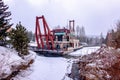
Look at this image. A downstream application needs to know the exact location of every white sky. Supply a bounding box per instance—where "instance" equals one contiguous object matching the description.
[3,0,120,35]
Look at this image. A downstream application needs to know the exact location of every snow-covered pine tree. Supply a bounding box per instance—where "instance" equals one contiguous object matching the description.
[10,22,29,57]
[0,0,12,45]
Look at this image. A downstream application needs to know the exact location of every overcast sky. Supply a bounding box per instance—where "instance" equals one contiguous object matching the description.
[3,0,120,36]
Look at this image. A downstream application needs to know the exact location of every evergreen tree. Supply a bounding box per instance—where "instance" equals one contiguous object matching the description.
[79,26,86,42]
[106,21,120,49]
[76,25,80,38]
[114,21,120,48]
[100,33,105,44]
[106,30,115,47]
[10,22,29,57]
[0,0,12,45]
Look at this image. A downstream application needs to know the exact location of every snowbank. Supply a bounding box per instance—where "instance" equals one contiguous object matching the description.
[0,46,24,79]
[69,46,100,56]
[0,46,35,79]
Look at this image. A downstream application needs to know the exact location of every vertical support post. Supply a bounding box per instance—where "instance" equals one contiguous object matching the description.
[73,20,75,32]
[42,16,50,49]
[35,16,44,49]
[35,17,40,48]
[35,15,54,50]
[69,20,75,32]
[43,16,54,50]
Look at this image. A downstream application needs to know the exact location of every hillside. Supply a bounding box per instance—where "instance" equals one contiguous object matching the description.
[0,46,34,79]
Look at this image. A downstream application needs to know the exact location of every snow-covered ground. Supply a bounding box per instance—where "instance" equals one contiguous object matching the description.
[0,46,100,80]
[69,46,100,56]
[0,46,25,79]
[0,46,36,79]
[24,46,100,80]
[27,56,71,80]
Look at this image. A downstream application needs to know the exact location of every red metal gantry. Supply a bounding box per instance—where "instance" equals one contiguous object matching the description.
[35,15,54,50]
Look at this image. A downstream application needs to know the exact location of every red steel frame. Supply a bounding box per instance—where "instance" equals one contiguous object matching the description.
[35,15,54,50]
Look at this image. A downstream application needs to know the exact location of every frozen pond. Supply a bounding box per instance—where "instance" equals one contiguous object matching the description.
[23,46,100,80]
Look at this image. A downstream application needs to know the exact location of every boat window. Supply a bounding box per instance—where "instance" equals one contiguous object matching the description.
[58,35,63,41]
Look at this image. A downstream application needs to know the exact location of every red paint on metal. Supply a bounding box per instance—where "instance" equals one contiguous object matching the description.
[35,15,54,50]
